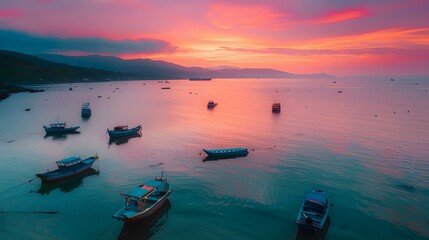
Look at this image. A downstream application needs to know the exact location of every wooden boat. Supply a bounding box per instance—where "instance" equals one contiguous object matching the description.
[112,173,172,222]
[43,122,80,134]
[203,148,248,158]
[81,102,92,117]
[107,125,142,138]
[296,190,330,231]
[272,102,281,113]
[36,154,99,182]
[207,100,218,109]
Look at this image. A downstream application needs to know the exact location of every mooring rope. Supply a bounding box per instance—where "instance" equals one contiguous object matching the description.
[96,219,116,240]
[0,211,59,214]
[0,176,37,194]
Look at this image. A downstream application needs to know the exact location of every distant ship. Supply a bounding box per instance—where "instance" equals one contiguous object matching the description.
[188,77,212,81]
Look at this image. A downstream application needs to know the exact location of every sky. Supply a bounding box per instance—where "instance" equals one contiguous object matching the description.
[1,0,429,76]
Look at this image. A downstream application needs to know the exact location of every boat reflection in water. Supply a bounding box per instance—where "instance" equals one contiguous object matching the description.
[108,132,142,147]
[117,200,171,240]
[295,215,330,240]
[36,168,99,195]
[44,131,80,141]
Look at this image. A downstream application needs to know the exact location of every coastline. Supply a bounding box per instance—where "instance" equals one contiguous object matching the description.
[0,82,44,101]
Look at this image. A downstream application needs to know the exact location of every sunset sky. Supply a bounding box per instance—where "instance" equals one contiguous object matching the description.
[1,0,429,76]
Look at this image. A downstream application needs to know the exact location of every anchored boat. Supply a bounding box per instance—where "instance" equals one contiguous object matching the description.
[189,77,212,81]
[272,102,281,113]
[207,100,218,109]
[112,173,172,222]
[107,125,142,138]
[81,102,92,118]
[296,190,330,231]
[43,122,80,134]
[203,148,249,159]
[36,154,99,182]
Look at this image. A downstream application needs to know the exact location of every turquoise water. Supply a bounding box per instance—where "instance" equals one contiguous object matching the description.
[0,78,428,240]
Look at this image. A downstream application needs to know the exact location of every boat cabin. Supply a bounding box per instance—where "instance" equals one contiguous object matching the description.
[114,125,128,131]
[55,157,82,168]
[49,122,66,128]
[121,180,166,212]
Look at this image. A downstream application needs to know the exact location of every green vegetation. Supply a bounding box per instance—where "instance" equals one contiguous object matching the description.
[0,50,136,84]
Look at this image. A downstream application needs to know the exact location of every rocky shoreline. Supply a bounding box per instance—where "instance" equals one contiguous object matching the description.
[0,83,44,101]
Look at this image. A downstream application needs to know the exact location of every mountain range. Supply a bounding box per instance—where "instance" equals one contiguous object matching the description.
[36,53,333,79]
[0,49,332,83]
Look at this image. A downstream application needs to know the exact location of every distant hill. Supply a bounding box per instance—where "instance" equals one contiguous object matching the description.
[0,50,137,83]
[37,53,333,79]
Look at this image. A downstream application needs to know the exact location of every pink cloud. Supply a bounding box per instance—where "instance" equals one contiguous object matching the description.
[206,3,288,30]
[0,9,23,18]
[316,7,369,24]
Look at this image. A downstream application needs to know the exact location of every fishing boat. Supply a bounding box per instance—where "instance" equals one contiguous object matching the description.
[203,148,249,158]
[272,102,281,113]
[36,154,99,182]
[43,122,80,134]
[189,77,212,81]
[81,102,92,117]
[296,190,330,231]
[107,125,142,138]
[207,100,218,109]
[112,173,172,222]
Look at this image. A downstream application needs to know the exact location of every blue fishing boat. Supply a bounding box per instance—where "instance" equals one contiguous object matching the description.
[296,190,330,231]
[36,154,99,182]
[107,125,142,138]
[43,122,80,134]
[112,173,172,222]
[81,102,92,118]
[203,148,249,158]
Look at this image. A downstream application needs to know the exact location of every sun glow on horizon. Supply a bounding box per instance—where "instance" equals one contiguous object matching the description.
[2,0,429,76]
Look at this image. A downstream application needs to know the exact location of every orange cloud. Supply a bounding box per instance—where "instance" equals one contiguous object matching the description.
[317,8,369,24]
[206,3,287,30]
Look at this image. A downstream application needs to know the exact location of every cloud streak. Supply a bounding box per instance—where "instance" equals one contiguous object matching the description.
[221,46,396,56]
[316,8,369,24]
[0,29,175,55]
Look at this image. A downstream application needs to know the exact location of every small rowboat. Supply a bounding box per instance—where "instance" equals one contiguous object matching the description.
[112,173,172,222]
[296,190,330,231]
[107,125,142,138]
[203,148,248,159]
[272,102,281,113]
[36,154,99,182]
[43,122,80,134]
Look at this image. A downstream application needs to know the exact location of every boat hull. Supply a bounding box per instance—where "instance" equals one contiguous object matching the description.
[44,126,80,134]
[207,103,218,109]
[124,192,170,222]
[36,157,97,182]
[108,125,142,138]
[81,110,91,117]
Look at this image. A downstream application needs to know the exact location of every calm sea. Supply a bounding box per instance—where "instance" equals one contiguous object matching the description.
[0,78,428,240]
